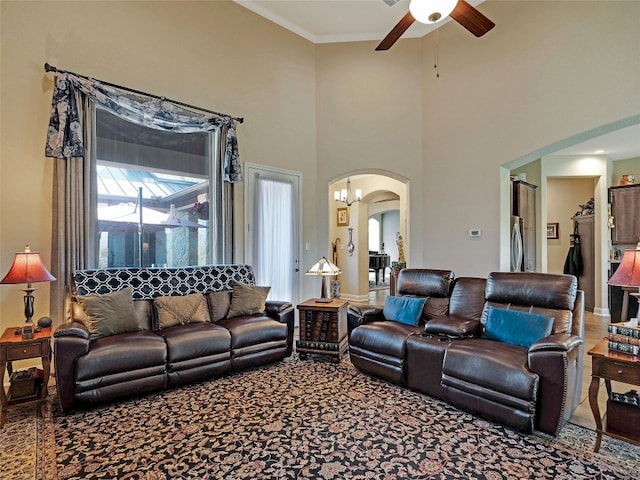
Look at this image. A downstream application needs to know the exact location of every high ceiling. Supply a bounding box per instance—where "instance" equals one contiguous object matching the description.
[232,0,482,44]
[233,0,639,161]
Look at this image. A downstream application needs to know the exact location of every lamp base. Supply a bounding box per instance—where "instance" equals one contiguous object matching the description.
[315,298,333,304]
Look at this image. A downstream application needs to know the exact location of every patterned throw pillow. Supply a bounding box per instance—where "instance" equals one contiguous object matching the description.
[77,287,140,340]
[154,293,210,329]
[227,282,271,318]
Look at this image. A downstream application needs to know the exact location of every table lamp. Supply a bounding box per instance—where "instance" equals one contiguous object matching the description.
[306,257,341,303]
[608,248,640,324]
[1,245,56,338]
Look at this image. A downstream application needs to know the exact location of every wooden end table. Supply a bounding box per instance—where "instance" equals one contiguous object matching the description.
[296,298,349,363]
[0,326,52,428]
[588,339,640,452]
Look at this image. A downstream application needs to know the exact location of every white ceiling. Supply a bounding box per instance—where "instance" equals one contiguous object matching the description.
[233,0,640,161]
[233,0,478,44]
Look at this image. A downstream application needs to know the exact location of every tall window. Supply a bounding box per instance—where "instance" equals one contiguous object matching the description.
[94,107,213,268]
[368,217,381,253]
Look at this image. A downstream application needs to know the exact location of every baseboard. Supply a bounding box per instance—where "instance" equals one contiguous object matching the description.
[337,293,370,303]
[592,307,610,317]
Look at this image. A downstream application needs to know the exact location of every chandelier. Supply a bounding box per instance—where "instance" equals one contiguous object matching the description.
[334,178,361,207]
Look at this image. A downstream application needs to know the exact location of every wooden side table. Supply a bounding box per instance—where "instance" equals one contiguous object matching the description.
[296,298,349,363]
[0,326,52,428]
[588,339,640,452]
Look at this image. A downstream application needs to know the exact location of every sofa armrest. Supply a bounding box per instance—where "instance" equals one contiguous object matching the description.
[527,334,583,435]
[347,306,384,338]
[528,333,582,353]
[53,321,91,411]
[265,300,294,356]
[265,300,292,317]
[54,320,90,340]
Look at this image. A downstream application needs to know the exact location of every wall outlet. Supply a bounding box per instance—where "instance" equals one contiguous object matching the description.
[469,229,482,237]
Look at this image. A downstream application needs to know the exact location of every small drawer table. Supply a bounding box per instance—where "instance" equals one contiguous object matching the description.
[0,326,52,428]
[588,339,640,452]
[296,298,349,363]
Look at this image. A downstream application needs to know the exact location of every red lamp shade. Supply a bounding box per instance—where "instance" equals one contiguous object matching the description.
[608,249,640,287]
[0,246,56,285]
[1,245,56,327]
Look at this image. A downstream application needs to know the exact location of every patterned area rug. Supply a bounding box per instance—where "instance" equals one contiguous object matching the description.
[6,355,639,479]
[0,388,57,480]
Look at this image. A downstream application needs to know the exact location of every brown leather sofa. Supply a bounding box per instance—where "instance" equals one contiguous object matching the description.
[348,269,584,436]
[54,265,294,411]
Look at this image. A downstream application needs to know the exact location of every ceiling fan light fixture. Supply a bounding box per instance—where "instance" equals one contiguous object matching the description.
[409,0,458,24]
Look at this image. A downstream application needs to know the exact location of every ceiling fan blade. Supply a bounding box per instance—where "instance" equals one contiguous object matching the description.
[450,0,495,37]
[375,11,416,51]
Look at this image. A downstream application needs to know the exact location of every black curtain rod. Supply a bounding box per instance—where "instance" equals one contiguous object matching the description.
[44,62,244,124]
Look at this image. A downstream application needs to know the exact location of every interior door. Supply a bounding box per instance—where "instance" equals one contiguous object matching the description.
[244,163,301,304]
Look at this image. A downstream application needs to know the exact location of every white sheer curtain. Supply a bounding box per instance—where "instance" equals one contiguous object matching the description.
[255,177,293,301]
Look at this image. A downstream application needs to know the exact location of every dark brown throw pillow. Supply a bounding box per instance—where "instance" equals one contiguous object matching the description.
[227,282,271,318]
[77,287,140,340]
[207,290,232,322]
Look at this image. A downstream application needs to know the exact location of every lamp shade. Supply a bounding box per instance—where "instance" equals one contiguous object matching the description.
[0,246,56,285]
[409,0,458,24]
[306,257,341,303]
[305,257,342,276]
[608,249,640,287]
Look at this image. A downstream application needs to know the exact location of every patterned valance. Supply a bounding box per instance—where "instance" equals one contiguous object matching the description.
[72,265,256,300]
[45,72,242,183]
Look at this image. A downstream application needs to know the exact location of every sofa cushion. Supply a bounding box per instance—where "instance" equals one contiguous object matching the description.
[425,315,481,338]
[217,315,287,349]
[349,321,422,359]
[157,323,231,363]
[154,293,209,329]
[442,339,538,402]
[76,330,167,382]
[383,296,426,326]
[484,307,553,348]
[397,269,454,321]
[77,287,140,340]
[227,282,271,318]
[448,277,487,319]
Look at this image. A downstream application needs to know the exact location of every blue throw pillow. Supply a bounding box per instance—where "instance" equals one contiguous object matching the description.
[383,296,427,326]
[484,307,554,348]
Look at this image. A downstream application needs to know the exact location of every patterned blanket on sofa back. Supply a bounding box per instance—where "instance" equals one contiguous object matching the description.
[72,265,256,299]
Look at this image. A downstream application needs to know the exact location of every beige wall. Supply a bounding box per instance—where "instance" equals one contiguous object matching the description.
[0,0,317,328]
[613,157,640,185]
[2,1,639,328]
[419,1,639,276]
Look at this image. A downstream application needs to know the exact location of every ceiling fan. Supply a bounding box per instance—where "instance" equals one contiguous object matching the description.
[376,0,495,51]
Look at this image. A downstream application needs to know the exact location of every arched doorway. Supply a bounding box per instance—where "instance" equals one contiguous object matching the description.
[328,172,408,302]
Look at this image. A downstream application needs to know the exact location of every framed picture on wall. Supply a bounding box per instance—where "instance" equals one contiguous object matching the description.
[547,222,559,239]
[337,207,349,227]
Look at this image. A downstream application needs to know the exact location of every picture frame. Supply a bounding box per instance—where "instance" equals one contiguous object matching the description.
[546,222,559,239]
[337,207,349,227]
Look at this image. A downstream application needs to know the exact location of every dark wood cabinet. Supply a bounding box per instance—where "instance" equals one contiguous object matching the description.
[610,184,640,245]
[296,299,348,362]
[1,327,51,428]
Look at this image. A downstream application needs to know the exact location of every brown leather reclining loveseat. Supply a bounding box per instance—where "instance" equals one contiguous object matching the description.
[54,265,294,411]
[348,269,584,436]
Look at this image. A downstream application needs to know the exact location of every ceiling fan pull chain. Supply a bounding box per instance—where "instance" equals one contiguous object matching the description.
[434,24,440,78]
